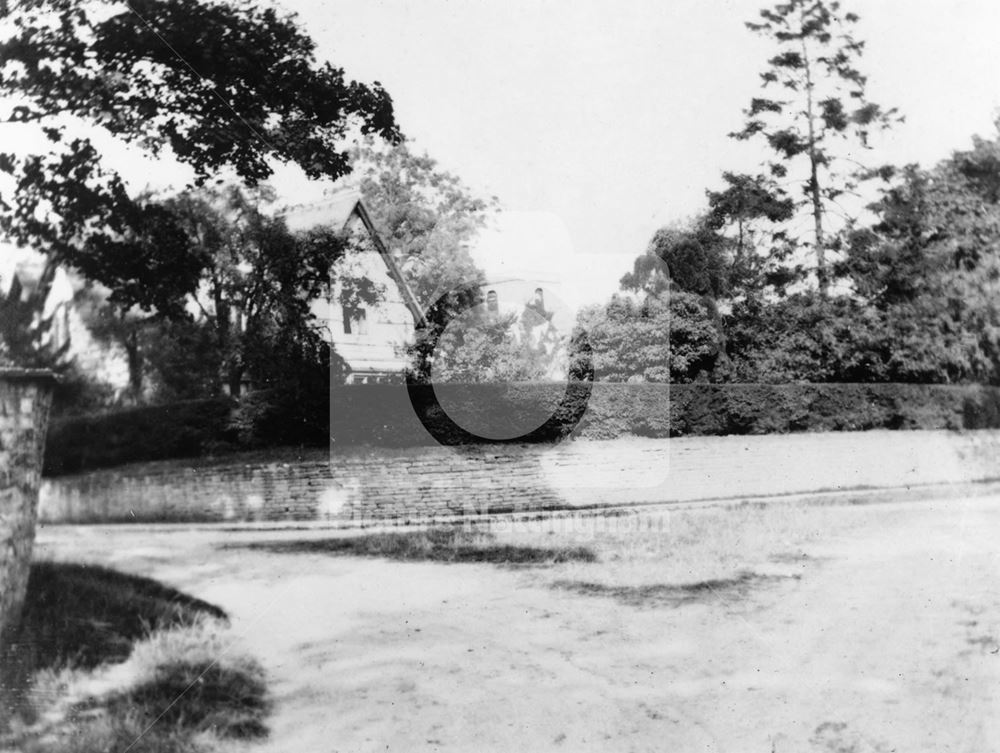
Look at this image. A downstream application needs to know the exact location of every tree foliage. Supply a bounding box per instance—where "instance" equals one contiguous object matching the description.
[599,117,1000,386]
[160,185,374,396]
[732,0,900,292]
[350,138,495,341]
[350,138,495,304]
[719,124,1000,385]
[0,0,400,316]
[840,129,1000,383]
[575,291,721,384]
[430,308,558,384]
[348,138,499,379]
[68,184,375,402]
[724,293,884,382]
[621,220,729,299]
[72,282,153,401]
[705,171,798,297]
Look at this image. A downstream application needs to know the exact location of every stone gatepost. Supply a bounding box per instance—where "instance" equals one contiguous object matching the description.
[0,369,55,649]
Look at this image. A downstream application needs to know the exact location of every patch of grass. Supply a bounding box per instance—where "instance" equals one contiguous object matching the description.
[5,561,227,674]
[491,499,882,592]
[239,527,597,565]
[17,716,206,753]
[552,571,797,608]
[1,565,264,753]
[7,620,268,753]
[13,649,269,753]
[80,660,269,743]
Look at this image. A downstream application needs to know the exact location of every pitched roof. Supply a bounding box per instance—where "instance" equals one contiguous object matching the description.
[277,193,426,328]
[0,244,19,299]
[280,190,363,234]
[0,246,64,303]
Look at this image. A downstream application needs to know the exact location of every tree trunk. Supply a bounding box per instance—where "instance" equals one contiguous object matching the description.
[801,33,828,296]
[125,329,143,403]
[213,289,242,398]
[0,370,55,652]
[701,294,732,377]
[227,364,244,398]
[809,157,827,295]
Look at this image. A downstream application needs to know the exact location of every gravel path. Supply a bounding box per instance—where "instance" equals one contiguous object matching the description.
[33,493,1000,752]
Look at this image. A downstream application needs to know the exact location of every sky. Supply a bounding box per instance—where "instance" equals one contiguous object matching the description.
[6,0,1000,309]
[265,0,1000,308]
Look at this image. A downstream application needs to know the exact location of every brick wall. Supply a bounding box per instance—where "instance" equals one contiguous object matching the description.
[38,429,1000,525]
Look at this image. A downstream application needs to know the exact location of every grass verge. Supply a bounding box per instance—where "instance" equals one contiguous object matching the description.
[1,563,267,753]
[6,562,227,673]
[238,526,597,565]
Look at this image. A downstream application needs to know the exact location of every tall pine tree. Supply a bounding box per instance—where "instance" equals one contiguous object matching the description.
[732,0,900,294]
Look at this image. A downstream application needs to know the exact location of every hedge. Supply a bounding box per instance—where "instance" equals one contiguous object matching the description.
[327,382,1000,444]
[43,398,238,476]
[43,382,1000,476]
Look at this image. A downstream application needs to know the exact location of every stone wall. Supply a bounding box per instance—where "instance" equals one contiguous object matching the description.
[38,429,1000,525]
[0,371,54,646]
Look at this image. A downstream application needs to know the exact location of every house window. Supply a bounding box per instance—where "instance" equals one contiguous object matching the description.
[342,306,368,335]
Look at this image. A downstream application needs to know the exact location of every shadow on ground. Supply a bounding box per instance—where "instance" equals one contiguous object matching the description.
[1,562,268,753]
[4,561,226,674]
[234,527,597,565]
[552,571,800,608]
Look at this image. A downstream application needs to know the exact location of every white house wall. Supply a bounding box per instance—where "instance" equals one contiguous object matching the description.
[311,214,417,379]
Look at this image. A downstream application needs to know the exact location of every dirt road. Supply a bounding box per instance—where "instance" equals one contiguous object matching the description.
[34,493,1000,752]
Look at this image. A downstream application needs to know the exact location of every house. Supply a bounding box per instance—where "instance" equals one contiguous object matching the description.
[281,191,425,384]
[1,191,424,393]
[477,278,569,381]
[0,246,131,394]
[465,212,582,381]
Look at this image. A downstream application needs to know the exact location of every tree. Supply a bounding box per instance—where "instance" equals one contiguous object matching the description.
[348,138,498,377]
[430,308,557,383]
[731,0,900,293]
[0,0,400,312]
[75,291,223,404]
[723,126,1000,385]
[575,291,721,383]
[159,184,378,397]
[69,184,375,403]
[72,284,152,402]
[141,318,222,400]
[0,0,401,646]
[841,127,1000,383]
[724,292,888,382]
[621,220,729,299]
[620,219,738,379]
[705,171,797,298]
[350,138,495,305]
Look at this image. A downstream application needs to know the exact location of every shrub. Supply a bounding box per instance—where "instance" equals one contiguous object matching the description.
[43,398,237,475]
